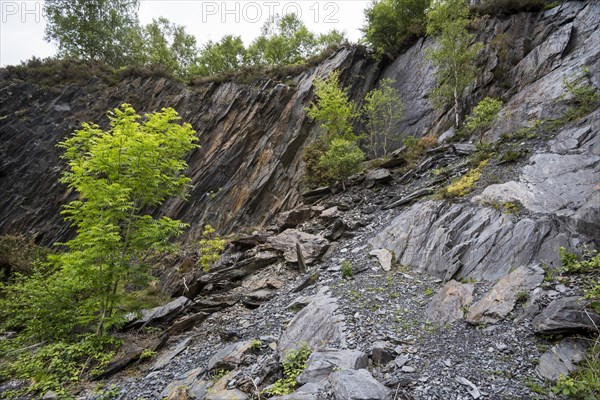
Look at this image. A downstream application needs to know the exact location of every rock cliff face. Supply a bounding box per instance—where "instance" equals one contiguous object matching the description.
[0,48,382,245]
[2,2,597,248]
[1,2,600,399]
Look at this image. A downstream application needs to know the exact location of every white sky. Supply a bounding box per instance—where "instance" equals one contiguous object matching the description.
[0,0,371,67]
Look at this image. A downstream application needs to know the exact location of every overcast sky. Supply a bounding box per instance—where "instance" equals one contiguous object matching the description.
[0,0,371,67]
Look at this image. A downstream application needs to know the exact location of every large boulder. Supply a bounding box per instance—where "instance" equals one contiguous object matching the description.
[278,290,344,357]
[274,207,312,230]
[371,202,576,282]
[208,341,255,371]
[532,296,600,334]
[426,280,474,325]
[536,339,590,381]
[124,296,190,330]
[466,265,544,324]
[267,229,329,265]
[330,369,389,400]
[297,349,368,384]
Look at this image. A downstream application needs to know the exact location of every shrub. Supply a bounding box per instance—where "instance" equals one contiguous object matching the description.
[341,260,353,279]
[562,67,600,119]
[0,234,50,280]
[559,247,599,299]
[0,334,120,396]
[438,160,488,198]
[198,225,226,272]
[402,134,438,162]
[302,138,329,187]
[464,97,503,143]
[418,134,439,150]
[499,148,528,163]
[318,138,364,189]
[470,0,547,16]
[265,343,312,396]
[306,71,359,143]
[362,0,431,54]
[362,78,404,158]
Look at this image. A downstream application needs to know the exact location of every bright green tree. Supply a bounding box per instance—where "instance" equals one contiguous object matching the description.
[0,105,198,394]
[426,0,483,128]
[362,0,431,54]
[139,17,199,77]
[305,71,364,188]
[362,78,404,157]
[318,138,364,189]
[464,97,503,143]
[192,35,246,77]
[245,14,345,67]
[54,104,197,334]
[43,0,141,67]
[317,30,347,51]
[246,14,316,66]
[306,71,359,142]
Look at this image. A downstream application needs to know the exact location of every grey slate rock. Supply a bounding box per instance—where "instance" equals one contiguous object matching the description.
[278,290,344,357]
[371,201,575,282]
[532,296,600,334]
[426,280,474,325]
[365,168,392,185]
[536,338,590,381]
[152,337,192,371]
[330,369,390,400]
[267,229,329,265]
[207,340,254,371]
[125,296,190,330]
[275,207,312,230]
[371,341,396,365]
[466,265,544,324]
[297,349,368,384]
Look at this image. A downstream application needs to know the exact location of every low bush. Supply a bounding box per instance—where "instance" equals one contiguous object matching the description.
[318,138,364,190]
[562,67,600,120]
[198,225,226,272]
[0,334,120,397]
[559,247,599,299]
[4,57,116,87]
[265,343,312,396]
[341,260,353,279]
[464,97,503,143]
[437,160,488,198]
[470,0,547,16]
[302,139,329,187]
[0,234,50,280]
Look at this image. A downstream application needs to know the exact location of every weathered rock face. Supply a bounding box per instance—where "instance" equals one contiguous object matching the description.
[466,265,544,324]
[370,201,583,282]
[1,3,599,250]
[486,2,600,137]
[474,109,600,241]
[278,290,344,357]
[0,47,381,245]
[426,280,474,325]
[536,338,590,381]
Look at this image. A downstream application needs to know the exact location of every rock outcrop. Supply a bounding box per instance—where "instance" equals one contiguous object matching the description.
[1,3,599,400]
[0,47,381,245]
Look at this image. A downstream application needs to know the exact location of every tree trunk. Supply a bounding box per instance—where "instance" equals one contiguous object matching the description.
[454,87,460,128]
